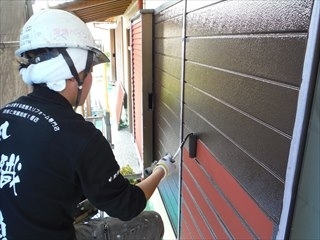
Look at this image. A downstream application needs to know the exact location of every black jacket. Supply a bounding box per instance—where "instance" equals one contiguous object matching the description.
[0,85,146,240]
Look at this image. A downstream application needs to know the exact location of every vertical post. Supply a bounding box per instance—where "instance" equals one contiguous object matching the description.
[277,1,320,238]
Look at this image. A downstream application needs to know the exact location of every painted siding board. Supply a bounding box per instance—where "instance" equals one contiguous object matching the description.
[156,85,181,118]
[186,0,312,36]
[186,0,220,12]
[181,220,192,240]
[155,38,182,58]
[154,54,181,79]
[154,100,180,159]
[158,177,179,231]
[184,83,290,179]
[183,150,254,239]
[154,1,184,23]
[182,166,230,239]
[183,106,284,222]
[185,36,307,86]
[153,79,181,233]
[181,203,203,240]
[154,3,184,232]
[194,142,274,239]
[154,16,183,38]
[182,145,274,239]
[153,0,312,237]
[185,61,299,135]
[154,68,181,97]
[182,186,216,239]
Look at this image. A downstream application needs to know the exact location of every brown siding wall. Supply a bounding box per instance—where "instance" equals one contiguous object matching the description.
[182,144,273,239]
[153,0,313,238]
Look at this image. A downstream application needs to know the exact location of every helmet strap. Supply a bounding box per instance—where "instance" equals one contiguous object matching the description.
[59,48,93,111]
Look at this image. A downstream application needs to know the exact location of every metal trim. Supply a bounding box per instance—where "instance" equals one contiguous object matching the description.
[178,0,187,239]
[276,1,320,238]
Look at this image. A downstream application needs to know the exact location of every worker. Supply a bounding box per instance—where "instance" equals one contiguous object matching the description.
[0,9,176,240]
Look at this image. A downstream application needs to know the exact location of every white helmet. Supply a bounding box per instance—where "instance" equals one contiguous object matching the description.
[15,8,109,65]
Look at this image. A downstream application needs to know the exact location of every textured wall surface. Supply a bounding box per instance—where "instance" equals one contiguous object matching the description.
[153,1,185,233]
[153,0,313,238]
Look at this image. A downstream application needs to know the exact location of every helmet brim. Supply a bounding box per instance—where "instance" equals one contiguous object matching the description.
[93,48,110,65]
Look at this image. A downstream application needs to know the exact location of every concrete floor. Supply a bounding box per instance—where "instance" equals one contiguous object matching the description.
[111,126,175,239]
[111,121,142,174]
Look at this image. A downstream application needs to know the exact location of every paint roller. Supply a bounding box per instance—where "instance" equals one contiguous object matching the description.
[144,133,197,176]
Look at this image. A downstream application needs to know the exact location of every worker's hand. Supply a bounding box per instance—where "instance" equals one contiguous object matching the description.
[153,153,176,180]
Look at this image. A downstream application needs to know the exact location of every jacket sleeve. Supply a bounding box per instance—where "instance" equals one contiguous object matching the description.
[75,130,146,221]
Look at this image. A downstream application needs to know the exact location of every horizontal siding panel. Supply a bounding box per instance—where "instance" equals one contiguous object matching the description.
[154,100,180,138]
[153,89,181,157]
[181,220,192,240]
[154,38,182,58]
[185,35,307,86]
[182,164,230,239]
[153,113,180,160]
[186,0,312,36]
[183,106,284,222]
[185,61,299,135]
[154,1,184,23]
[153,0,313,238]
[181,202,202,240]
[154,54,181,80]
[182,186,215,239]
[186,0,220,12]
[195,142,274,239]
[154,16,183,38]
[154,104,180,231]
[184,84,290,179]
[154,54,181,155]
[158,176,179,231]
[155,85,180,119]
[153,23,182,230]
[183,150,254,239]
[154,68,181,99]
